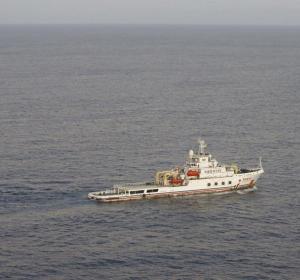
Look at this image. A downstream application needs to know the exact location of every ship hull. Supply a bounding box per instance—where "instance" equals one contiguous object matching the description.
[89,184,255,202]
[88,169,263,203]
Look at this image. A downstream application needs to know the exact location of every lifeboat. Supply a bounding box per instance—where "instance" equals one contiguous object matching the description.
[187,170,200,177]
[170,177,183,185]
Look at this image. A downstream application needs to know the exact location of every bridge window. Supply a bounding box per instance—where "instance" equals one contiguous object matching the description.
[215,182,218,186]
[207,183,211,186]
[222,182,225,185]
[228,181,232,184]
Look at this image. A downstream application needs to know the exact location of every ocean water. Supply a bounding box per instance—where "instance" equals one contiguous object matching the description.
[0,25,299,279]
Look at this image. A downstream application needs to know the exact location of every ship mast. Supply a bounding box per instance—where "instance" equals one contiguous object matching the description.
[198,138,207,155]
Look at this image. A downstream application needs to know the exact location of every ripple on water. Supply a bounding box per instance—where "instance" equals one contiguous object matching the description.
[0,25,299,280]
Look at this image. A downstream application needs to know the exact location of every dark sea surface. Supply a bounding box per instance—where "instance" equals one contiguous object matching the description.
[0,25,299,279]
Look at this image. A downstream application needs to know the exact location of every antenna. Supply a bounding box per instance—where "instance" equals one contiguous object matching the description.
[198,138,207,155]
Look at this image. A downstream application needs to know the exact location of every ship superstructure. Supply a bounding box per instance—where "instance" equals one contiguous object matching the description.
[88,139,264,202]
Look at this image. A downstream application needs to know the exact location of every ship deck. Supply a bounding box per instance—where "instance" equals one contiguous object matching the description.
[113,181,157,190]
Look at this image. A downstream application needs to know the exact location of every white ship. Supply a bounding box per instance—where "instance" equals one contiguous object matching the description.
[88,139,264,202]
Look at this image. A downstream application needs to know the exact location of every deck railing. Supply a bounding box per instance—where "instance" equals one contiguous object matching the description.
[113,181,154,189]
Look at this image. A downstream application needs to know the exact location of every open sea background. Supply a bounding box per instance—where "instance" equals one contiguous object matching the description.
[0,25,299,279]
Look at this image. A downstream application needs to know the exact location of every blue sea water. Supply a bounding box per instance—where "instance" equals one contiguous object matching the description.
[0,25,299,279]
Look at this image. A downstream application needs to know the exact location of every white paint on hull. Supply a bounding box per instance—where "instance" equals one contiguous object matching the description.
[88,169,263,202]
[88,139,264,203]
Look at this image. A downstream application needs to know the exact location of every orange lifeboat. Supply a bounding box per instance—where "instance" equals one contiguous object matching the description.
[187,170,200,177]
[170,177,184,185]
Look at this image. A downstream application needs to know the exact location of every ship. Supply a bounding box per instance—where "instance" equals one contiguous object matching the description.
[88,139,264,202]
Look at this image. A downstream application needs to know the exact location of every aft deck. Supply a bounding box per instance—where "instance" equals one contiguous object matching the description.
[90,181,158,197]
[88,181,160,199]
[113,181,155,190]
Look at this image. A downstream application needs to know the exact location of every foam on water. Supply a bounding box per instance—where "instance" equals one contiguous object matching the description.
[237,186,257,195]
